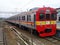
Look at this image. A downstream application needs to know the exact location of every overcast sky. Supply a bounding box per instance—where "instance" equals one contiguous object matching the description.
[0,0,60,18]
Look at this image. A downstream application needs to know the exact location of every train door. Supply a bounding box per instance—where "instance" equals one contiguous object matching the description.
[27,15,28,26]
[34,14,36,28]
[27,15,31,27]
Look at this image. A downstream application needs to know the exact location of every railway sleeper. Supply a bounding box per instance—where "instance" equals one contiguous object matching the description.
[20,35,30,44]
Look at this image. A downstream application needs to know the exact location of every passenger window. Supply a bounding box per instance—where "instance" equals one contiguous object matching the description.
[17,17,18,20]
[19,16,20,20]
[22,16,25,20]
[27,15,31,21]
[40,14,45,20]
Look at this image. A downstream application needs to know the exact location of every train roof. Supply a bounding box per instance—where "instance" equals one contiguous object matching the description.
[29,7,39,11]
[8,7,56,19]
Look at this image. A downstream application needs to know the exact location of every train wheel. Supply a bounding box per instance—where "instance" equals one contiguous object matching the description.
[33,30,39,36]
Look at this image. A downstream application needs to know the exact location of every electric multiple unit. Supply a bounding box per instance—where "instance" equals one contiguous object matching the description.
[6,7,57,37]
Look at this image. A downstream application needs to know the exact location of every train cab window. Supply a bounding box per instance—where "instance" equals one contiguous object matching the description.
[40,14,45,20]
[51,14,56,20]
[22,16,25,20]
[46,14,50,20]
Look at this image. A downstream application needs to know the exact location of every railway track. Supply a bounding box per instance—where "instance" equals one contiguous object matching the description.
[44,37,60,45]
[0,28,7,45]
[52,36,60,41]
[0,22,7,45]
[9,26,38,45]
[5,23,60,45]
[3,29,7,45]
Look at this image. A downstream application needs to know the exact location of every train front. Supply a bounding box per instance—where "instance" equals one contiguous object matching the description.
[36,7,57,37]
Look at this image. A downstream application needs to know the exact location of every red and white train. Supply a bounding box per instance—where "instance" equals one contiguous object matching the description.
[6,7,57,37]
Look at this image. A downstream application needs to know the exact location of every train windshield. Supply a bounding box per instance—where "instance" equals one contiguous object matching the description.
[40,13,56,20]
[51,14,56,20]
[46,14,50,20]
[40,14,45,20]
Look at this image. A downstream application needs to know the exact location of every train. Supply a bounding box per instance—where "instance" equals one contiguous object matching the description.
[6,7,57,37]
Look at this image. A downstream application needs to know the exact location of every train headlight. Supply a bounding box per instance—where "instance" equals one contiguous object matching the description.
[46,21,50,24]
[51,21,56,24]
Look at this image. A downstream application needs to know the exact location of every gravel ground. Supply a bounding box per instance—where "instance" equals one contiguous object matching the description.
[1,22,18,45]
[0,21,60,45]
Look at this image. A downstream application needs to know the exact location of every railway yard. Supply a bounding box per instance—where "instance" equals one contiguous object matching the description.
[0,20,60,45]
[0,0,60,45]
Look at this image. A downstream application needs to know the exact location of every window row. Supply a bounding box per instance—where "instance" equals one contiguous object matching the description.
[16,15,31,21]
